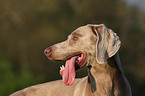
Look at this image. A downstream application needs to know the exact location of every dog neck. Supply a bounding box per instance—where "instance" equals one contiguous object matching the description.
[88,53,129,95]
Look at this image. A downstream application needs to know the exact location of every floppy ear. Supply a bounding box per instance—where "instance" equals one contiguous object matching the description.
[88,24,121,64]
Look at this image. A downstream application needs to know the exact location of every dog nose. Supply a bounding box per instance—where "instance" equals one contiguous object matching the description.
[44,47,52,57]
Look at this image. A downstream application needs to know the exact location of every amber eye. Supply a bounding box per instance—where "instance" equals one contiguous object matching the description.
[72,35,79,41]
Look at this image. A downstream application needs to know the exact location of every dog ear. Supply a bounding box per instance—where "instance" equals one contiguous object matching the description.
[88,24,121,64]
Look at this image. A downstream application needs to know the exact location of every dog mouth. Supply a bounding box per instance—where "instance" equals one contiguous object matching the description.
[74,54,86,69]
[59,53,86,86]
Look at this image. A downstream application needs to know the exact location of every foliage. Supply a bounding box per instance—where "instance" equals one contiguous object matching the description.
[0,60,39,96]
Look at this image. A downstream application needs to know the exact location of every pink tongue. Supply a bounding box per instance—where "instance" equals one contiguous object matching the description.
[62,56,78,85]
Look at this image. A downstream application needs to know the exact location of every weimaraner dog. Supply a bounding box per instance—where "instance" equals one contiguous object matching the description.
[10,24,132,96]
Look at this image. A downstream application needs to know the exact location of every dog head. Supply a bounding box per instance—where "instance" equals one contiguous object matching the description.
[44,24,121,86]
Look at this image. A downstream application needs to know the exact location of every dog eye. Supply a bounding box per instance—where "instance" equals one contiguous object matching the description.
[72,36,79,41]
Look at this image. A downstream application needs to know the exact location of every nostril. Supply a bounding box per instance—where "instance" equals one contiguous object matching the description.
[44,47,52,56]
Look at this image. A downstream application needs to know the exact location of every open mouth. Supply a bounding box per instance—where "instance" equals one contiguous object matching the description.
[59,53,86,86]
[74,54,86,69]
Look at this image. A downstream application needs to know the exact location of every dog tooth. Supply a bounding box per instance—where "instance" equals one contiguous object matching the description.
[62,65,64,69]
[60,65,64,70]
[78,57,81,60]
[60,66,62,70]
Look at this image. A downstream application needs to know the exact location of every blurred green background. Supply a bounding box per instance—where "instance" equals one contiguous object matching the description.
[0,0,145,96]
